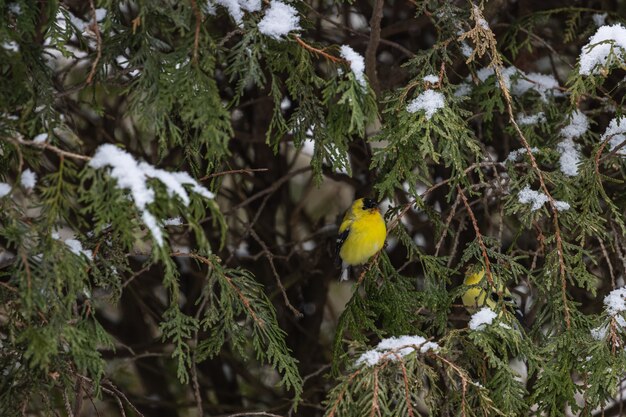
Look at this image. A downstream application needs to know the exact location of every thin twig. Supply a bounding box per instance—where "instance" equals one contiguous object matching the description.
[191,358,203,417]
[293,36,343,63]
[173,251,266,327]
[190,0,202,63]
[434,194,461,257]
[9,135,91,161]
[326,370,361,417]
[200,168,269,181]
[364,0,384,95]
[599,238,616,289]
[86,0,102,84]
[457,186,494,288]
[370,368,381,417]
[249,229,302,318]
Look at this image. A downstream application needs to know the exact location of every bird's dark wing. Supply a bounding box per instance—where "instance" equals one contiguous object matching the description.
[335,228,349,267]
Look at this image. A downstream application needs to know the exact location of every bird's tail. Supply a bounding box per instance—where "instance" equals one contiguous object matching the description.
[340,263,349,281]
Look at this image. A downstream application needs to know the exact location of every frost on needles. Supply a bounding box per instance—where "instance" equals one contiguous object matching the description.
[89,144,214,247]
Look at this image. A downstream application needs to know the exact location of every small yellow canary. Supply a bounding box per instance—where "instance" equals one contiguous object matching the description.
[461,268,521,318]
[336,198,387,280]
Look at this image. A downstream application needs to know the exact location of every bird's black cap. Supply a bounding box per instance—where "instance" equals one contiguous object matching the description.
[362,198,378,209]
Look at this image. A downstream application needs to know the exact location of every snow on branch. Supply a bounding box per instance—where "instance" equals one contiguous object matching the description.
[89,144,214,246]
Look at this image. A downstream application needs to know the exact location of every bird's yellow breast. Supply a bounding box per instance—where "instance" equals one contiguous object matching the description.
[339,211,386,266]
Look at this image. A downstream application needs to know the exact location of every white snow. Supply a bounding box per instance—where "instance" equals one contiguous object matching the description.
[258,1,301,40]
[604,287,626,316]
[64,239,94,260]
[579,24,626,75]
[554,200,571,211]
[468,307,497,330]
[339,45,366,87]
[591,325,607,340]
[560,110,589,140]
[473,5,489,29]
[454,83,472,97]
[511,72,561,102]
[461,42,473,58]
[422,74,439,84]
[473,66,560,101]
[215,0,261,23]
[0,183,11,198]
[89,144,214,246]
[556,111,587,177]
[163,217,183,226]
[556,139,580,177]
[601,117,626,156]
[518,185,548,211]
[33,133,48,143]
[476,67,495,83]
[406,90,445,120]
[592,13,607,27]
[280,97,291,110]
[517,112,545,126]
[355,335,439,367]
[20,169,36,190]
[2,41,19,53]
[141,211,163,246]
[592,287,626,340]
[506,147,538,162]
[8,3,22,15]
[355,350,384,367]
[94,8,107,22]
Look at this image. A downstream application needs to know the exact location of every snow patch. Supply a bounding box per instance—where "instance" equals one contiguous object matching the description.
[339,45,366,87]
[517,185,548,211]
[469,307,497,330]
[422,74,439,84]
[506,147,538,163]
[20,169,36,190]
[407,90,445,120]
[33,133,48,143]
[601,117,626,156]
[258,1,301,40]
[355,335,439,367]
[556,139,581,177]
[517,112,545,126]
[89,144,214,247]
[579,24,626,75]
[0,183,11,198]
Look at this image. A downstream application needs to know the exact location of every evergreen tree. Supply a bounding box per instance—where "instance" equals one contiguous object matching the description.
[1,1,626,416]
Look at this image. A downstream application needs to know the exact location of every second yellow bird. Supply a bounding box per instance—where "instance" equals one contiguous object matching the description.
[336,198,387,280]
[462,269,514,311]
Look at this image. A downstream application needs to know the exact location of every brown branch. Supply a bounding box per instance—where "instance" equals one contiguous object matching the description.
[326,370,361,417]
[249,229,303,318]
[457,186,495,289]
[9,135,91,162]
[370,368,381,417]
[190,0,202,63]
[364,0,384,95]
[398,360,415,417]
[434,193,462,257]
[200,168,269,181]
[86,0,102,85]
[191,358,203,417]
[293,36,343,63]
[481,10,572,328]
[172,251,266,327]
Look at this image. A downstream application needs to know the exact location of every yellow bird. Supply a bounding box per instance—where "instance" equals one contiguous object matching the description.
[461,268,518,314]
[336,198,387,280]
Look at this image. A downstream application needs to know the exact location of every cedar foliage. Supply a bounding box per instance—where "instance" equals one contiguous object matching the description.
[1,1,626,416]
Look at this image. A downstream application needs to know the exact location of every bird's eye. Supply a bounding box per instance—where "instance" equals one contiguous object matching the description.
[489,292,500,302]
[362,198,377,210]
